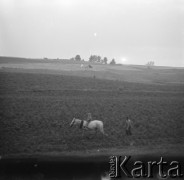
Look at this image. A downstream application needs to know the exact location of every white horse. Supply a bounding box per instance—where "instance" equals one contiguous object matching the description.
[70,118,108,136]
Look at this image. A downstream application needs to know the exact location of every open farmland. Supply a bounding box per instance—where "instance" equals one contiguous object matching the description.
[1,56,184,84]
[0,57,184,157]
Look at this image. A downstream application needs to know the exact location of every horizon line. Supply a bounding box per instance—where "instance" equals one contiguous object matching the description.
[0,55,183,69]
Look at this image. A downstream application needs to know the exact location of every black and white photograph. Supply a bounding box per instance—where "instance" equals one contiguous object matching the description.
[0,0,184,179]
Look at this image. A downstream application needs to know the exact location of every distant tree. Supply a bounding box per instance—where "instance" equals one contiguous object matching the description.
[103,57,108,64]
[89,55,98,63]
[110,58,116,65]
[89,55,94,63]
[97,56,101,63]
[75,55,81,61]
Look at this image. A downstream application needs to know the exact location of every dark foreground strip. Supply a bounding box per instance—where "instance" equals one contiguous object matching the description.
[0,154,184,179]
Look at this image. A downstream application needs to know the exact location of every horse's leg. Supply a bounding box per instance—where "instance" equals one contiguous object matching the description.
[95,127,98,136]
[101,126,108,136]
[99,126,104,136]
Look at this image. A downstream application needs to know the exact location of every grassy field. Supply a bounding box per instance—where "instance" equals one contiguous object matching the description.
[0,57,184,156]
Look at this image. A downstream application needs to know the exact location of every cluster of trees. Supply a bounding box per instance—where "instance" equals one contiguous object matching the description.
[70,54,116,65]
[70,55,84,62]
[89,55,108,64]
[146,61,155,68]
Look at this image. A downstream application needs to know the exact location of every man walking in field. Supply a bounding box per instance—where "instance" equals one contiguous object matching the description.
[125,116,133,136]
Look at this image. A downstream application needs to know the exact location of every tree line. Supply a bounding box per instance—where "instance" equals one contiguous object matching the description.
[70,55,116,65]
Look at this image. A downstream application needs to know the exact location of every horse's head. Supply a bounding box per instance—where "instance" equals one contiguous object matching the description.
[70,118,75,127]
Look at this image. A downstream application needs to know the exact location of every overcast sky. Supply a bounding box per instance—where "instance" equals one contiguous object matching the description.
[0,0,183,66]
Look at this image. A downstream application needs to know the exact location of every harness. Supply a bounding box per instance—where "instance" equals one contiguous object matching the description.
[80,120,84,129]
